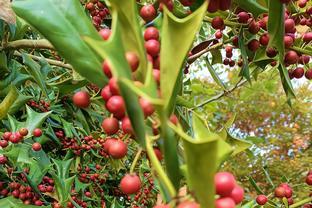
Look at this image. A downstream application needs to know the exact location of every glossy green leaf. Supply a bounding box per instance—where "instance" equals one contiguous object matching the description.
[160,2,208,112]
[12,0,106,87]
[226,131,252,156]
[0,85,18,119]
[22,53,49,96]
[234,0,267,17]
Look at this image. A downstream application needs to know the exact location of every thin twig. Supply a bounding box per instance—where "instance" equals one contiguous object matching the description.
[187,42,223,64]
[1,39,54,50]
[14,51,72,69]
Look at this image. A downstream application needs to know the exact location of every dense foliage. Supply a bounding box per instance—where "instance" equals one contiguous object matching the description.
[0,0,311,207]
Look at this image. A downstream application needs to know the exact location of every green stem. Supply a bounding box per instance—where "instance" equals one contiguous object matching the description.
[1,39,54,51]
[145,136,176,199]
[289,197,312,208]
[129,148,142,174]
[290,46,312,56]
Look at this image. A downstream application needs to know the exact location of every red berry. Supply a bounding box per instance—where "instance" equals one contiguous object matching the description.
[0,140,8,148]
[266,47,278,58]
[139,98,154,117]
[260,34,270,46]
[284,187,293,198]
[103,138,117,152]
[248,20,260,34]
[73,91,90,108]
[284,50,299,64]
[305,69,312,80]
[215,197,236,208]
[106,96,125,117]
[153,148,163,161]
[85,191,92,197]
[237,12,249,23]
[108,139,127,159]
[102,60,112,78]
[207,0,219,13]
[177,201,200,208]
[125,52,140,72]
[212,17,224,30]
[12,190,20,198]
[121,117,134,135]
[169,114,179,125]
[292,67,304,79]
[298,0,307,8]
[33,128,42,137]
[215,30,223,39]
[153,69,160,84]
[34,200,43,206]
[145,39,160,57]
[275,187,286,198]
[303,32,312,43]
[32,142,42,151]
[108,78,120,95]
[306,174,312,185]
[101,85,112,102]
[215,172,236,197]
[247,39,260,52]
[98,28,111,40]
[140,5,156,22]
[2,132,12,141]
[144,27,159,41]
[300,55,310,64]
[284,35,293,48]
[230,185,244,204]
[120,174,141,194]
[256,195,268,205]
[0,156,7,164]
[19,128,29,136]
[102,117,119,135]
[285,19,295,33]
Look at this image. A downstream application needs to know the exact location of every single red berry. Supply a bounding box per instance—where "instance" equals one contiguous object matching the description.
[2,132,12,141]
[85,191,92,197]
[103,138,117,152]
[215,172,236,197]
[108,78,120,95]
[140,5,156,22]
[284,35,293,48]
[120,174,141,194]
[34,200,43,206]
[305,69,312,80]
[153,148,163,161]
[121,117,134,135]
[108,139,127,159]
[169,114,179,125]
[102,117,119,135]
[306,174,312,185]
[237,12,249,23]
[32,142,42,151]
[102,60,112,78]
[260,33,270,46]
[145,39,160,57]
[215,30,223,39]
[230,185,244,204]
[0,156,7,164]
[247,39,260,52]
[212,17,224,30]
[98,28,111,40]
[248,20,260,34]
[144,27,159,41]
[284,50,299,64]
[275,187,286,198]
[284,187,293,198]
[19,128,29,136]
[33,128,42,137]
[106,96,125,117]
[256,195,268,205]
[177,201,200,208]
[207,0,219,13]
[139,98,155,117]
[73,91,90,108]
[284,19,295,33]
[12,189,20,198]
[101,85,112,102]
[125,52,140,72]
[215,197,236,208]
[266,47,278,58]
[303,32,312,43]
[0,140,8,148]
[292,67,304,79]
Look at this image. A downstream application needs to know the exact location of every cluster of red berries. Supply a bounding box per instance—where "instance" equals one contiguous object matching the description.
[131,173,156,207]
[77,164,107,185]
[0,181,44,206]
[37,176,55,194]
[85,0,109,29]
[61,135,99,156]
[207,0,231,13]
[0,128,42,152]
[27,100,50,112]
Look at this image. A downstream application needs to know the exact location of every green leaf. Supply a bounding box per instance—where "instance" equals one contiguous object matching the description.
[22,53,49,96]
[234,0,267,17]
[8,92,32,115]
[278,63,295,99]
[210,49,222,65]
[0,52,9,75]
[160,2,208,112]
[13,0,106,87]
[0,85,18,119]
[8,105,51,134]
[205,57,226,90]
[226,131,252,156]
[238,29,251,82]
